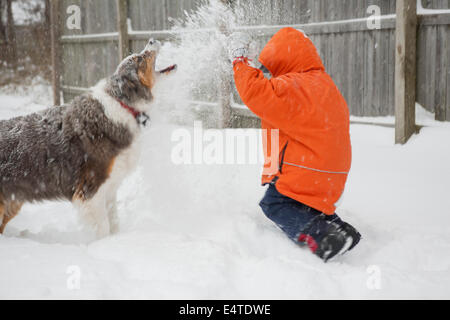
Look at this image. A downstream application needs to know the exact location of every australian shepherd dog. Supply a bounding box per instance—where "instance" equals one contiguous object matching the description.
[0,38,176,238]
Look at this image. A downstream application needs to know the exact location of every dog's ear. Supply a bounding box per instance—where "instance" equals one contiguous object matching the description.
[107,57,153,104]
[108,74,124,99]
[108,74,131,102]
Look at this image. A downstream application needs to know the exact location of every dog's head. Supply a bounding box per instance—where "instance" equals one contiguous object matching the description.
[107,38,176,108]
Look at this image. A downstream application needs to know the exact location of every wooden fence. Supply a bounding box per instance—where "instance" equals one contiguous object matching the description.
[58,0,450,125]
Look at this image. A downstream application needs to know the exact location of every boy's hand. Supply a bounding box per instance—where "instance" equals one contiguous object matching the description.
[228,32,252,64]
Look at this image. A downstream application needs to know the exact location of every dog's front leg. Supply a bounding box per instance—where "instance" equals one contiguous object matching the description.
[0,200,23,234]
[106,191,119,234]
[75,192,110,239]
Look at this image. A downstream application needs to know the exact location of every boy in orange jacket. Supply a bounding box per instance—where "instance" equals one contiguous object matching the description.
[230,28,361,262]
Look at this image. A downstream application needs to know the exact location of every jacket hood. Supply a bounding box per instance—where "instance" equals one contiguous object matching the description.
[258,27,325,77]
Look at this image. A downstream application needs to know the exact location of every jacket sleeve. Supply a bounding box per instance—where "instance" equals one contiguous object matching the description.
[233,61,295,129]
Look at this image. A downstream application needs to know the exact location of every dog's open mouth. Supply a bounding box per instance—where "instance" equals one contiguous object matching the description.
[142,39,177,76]
[158,64,177,74]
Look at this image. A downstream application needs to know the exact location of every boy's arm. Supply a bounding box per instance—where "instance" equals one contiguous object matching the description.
[233,61,293,129]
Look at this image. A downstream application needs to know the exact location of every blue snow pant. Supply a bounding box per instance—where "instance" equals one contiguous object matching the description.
[259,184,339,243]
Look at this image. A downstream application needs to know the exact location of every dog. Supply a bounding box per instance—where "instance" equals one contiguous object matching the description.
[0,38,176,238]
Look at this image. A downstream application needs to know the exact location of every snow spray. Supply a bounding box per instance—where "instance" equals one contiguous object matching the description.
[151,0,266,127]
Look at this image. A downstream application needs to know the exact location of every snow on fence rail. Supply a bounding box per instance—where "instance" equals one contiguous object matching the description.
[57,0,450,127]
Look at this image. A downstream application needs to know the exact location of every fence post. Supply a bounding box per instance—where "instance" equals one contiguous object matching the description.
[219,72,233,128]
[395,0,417,144]
[50,0,61,106]
[116,0,129,61]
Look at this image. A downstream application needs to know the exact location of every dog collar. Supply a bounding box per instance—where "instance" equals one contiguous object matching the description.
[117,100,150,127]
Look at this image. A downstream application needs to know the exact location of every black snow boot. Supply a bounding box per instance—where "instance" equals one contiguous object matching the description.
[299,214,361,262]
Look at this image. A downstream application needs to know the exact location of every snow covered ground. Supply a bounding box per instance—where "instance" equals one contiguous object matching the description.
[1,82,450,300]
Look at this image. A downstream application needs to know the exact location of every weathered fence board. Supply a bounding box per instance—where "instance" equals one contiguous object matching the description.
[128,0,200,31]
[236,0,397,25]
[61,0,118,36]
[416,22,449,120]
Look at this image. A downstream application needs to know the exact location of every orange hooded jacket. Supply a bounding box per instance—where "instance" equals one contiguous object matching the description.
[233,27,351,215]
